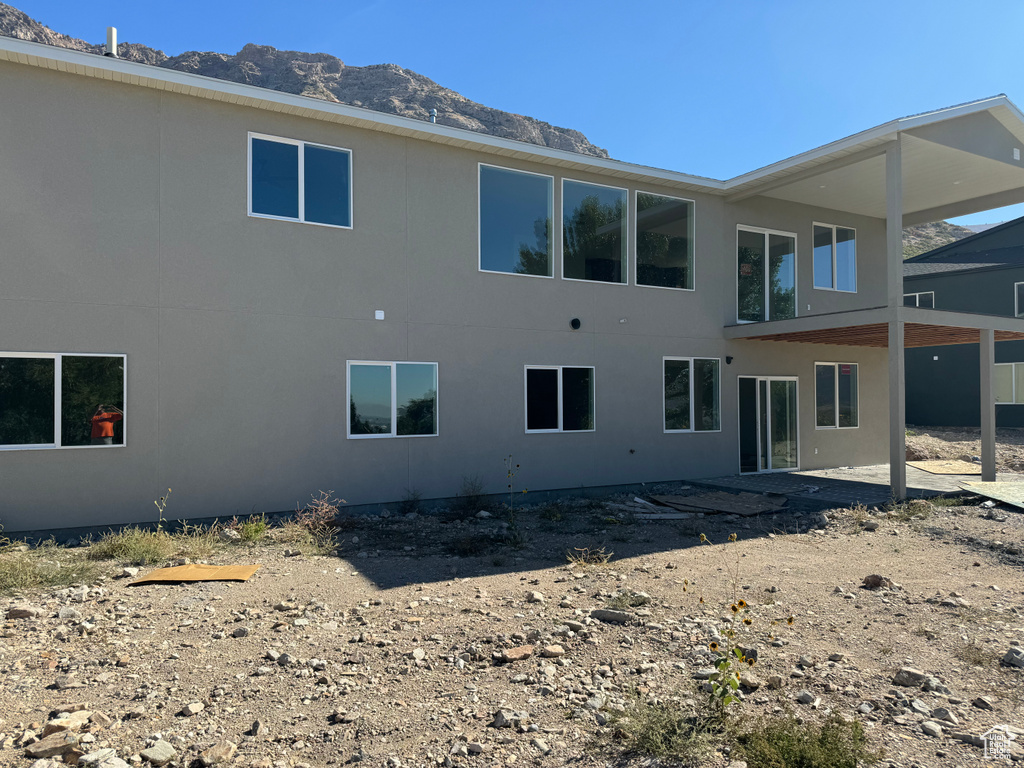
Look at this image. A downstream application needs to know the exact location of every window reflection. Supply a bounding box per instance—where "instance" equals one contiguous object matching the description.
[0,357,55,446]
[479,166,553,276]
[563,181,626,283]
[636,193,693,289]
[349,364,392,435]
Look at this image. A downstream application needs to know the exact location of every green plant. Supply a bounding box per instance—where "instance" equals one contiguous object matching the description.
[605,589,651,610]
[735,713,883,768]
[929,495,965,508]
[538,505,563,523]
[605,692,722,764]
[88,526,176,566]
[234,513,269,543]
[154,488,172,532]
[0,542,101,595]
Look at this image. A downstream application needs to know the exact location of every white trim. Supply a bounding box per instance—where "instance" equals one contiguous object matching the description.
[737,375,801,473]
[735,225,799,324]
[903,290,935,308]
[560,178,629,286]
[247,132,353,230]
[1015,283,1024,318]
[662,357,722,433]
[477,163,555,279]
[813,361,860,429]
[524,365,596,434]
[812,222,857,293]
[0,352,127,451]
[346,361,438,439]
[635,191,696,292]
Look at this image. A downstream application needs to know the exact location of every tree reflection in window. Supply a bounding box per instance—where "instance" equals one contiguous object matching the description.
[563,181,627,283]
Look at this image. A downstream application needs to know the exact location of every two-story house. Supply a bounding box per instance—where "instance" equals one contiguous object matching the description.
[3,35,1024,533]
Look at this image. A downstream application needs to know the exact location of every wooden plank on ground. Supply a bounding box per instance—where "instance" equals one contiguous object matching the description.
[130,564,261,585]
[908,459,981,475]
[959,482,1024,509]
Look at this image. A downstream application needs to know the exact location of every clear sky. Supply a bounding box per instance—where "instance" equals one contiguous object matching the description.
[18,0,1024,224]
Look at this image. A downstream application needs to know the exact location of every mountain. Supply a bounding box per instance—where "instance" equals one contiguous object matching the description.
[902,220,975,259]
[0,3,608,158]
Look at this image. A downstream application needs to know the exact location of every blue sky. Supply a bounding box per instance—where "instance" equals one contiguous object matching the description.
[19,0,1024,224]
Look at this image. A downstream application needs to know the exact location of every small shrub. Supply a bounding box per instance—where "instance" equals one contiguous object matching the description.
[453,475,488,515]
[447,533,496,557]
[566,546,613,566]
[502,526,528,550]
[399,488,422,515]
[735,713,883,768]
[0,543,101,595]
[929,495,965,508]
[88,527,176,565]
[606,693,722,764]
[606,589,651,610]
[291,491,344,554]
[538,505,564,523]
[235,514,269,543]
[956,640,997,667]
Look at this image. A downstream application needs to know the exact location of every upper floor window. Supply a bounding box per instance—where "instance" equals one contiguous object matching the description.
[248,133,352,228]
[664,357,720,432]
[737,227,796,323]
[815,362,858,428]
[813,224,856,292]
[0,353,126,450]
[478,165,553,277]
[903,291,934,308]
[348,362,437,438]
[525,366,595,432]
[563,180,627,284]
[636,193,695,290]
[1016,283,1024,318]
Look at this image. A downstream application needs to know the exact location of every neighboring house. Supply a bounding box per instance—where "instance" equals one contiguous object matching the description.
[904,218,1024,427]
[3,35,1024,532]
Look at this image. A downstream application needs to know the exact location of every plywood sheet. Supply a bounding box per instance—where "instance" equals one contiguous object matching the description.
[907,459,982,475]
[959,481,1024,509]
[130,564,261,585]
[649,491,787,517]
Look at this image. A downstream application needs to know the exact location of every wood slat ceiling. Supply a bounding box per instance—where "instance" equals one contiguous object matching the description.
[740,323,1024,348]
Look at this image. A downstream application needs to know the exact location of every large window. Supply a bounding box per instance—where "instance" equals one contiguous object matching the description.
[903,291,934,308]
[347,362,438,438]
[664,358,720,432]
[636,193,694,290]
[995,363,1024,404]
[0,353,126,449]
[478,165,553,277]
[813,224,856,292]
[737,227,796,323]
[248,133,352,228]
[525,366,594,432]
[563,180,627,284]
[1016,283,1024,318]
[815,362,858,428]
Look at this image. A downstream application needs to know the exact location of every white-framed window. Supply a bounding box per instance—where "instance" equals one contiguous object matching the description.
[636,192,695,291]
[813,223,856,292]
[525,366,595,433]
[663,357,721,432]
[1015,283,1024,318]
[347,362,438,438]
[995,363,1024,404]
[248,133,352,228]
[0,353,126,450]
[478,164,554,278]
[815,362,858,428]
[562,179,627,284]
[737,226,797,323]
[904,291,934,308]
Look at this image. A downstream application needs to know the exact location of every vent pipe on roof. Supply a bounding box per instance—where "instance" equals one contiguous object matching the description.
[429,108,437,124]
[105,27,118,58]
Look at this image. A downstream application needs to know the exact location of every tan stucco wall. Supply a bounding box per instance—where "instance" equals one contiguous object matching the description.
[0,61,891,532]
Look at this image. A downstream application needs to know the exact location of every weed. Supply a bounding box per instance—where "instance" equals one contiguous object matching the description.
[956,640,998,667]
[605,589,651,610]
[605,692,723,764]
[453,475,488,515]
[233,513,269,543]
[885,498,932,522]
[849,503,870,524]
[399,488,422,515]
[447,533,496,557]
[0,542,101,595]
[538,505,564,523]
[504,454,527,514]
[905,428,918,437]
[734,713,883,768]
[291,491,344,554]
[153,488,172,532]
[930,495,966,508]
[88,527,176,566]
[566,546,613,566]
[502,526,528,550]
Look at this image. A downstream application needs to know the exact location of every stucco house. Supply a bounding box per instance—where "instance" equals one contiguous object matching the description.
[3,35,1024,533]
[904,217,1024,427]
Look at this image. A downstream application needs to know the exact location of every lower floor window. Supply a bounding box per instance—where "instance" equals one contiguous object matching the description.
[815,362,858,428]
[664,357,720,431]
[995,362,1024,404]
[347,361,438,437]
[525,366,594,432]
[0,353,126,449]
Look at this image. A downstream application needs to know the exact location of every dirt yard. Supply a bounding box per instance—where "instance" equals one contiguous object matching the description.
[1,481,1024,768]
[906,426,1024,472]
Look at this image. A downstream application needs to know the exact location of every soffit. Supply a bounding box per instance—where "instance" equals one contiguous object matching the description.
[735,323,1024,348]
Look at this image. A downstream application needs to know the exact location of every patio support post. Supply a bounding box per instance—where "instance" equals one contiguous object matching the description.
[980,328,996,482]
[886,137,907,499]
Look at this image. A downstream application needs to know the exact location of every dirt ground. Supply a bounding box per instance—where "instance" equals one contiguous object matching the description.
[2,478,1024,767]
[906,426,1024,472]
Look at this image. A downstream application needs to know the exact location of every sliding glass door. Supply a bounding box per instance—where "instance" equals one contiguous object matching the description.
[739,376,799,472]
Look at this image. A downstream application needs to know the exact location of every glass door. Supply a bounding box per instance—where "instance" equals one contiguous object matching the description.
[739,376,799,472]
[737,228,796,323]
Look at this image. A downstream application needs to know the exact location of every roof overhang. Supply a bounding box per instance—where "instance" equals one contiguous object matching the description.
[723,307,1024,348]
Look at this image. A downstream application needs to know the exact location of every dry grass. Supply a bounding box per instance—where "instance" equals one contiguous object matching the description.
[0,542,101,596]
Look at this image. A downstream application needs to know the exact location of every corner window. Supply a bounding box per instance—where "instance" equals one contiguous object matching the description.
[903,291,934,308]
[563,180,627,284]
[636,192,694,290]
[664,357,720,432]
[478,165,553,277]
[0,353,126,449]
[347,362,437,438]
[813,224,856,292]
[525,366,594,432]
[249,133,352,228]
[737,227,796,323]
[995,363,1024,404]
[815,362,858,428]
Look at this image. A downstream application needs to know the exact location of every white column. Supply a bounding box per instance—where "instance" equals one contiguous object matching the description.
[980,328,996,482]
[886,138,906,498]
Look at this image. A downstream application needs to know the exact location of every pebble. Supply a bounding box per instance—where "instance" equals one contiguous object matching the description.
[139,741,177,766]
